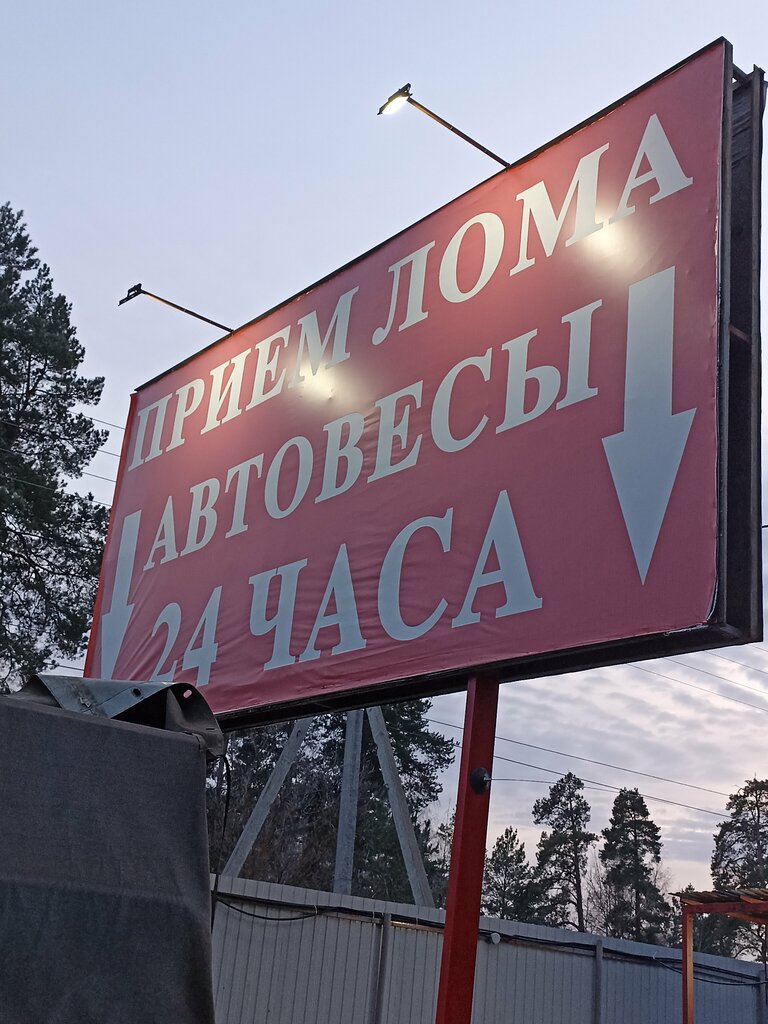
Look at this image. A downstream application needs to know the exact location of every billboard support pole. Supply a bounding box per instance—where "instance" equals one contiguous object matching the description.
[434,672,499,1024]
[367,706,436,908]
[222,717,314,876]
[334,709,364,894]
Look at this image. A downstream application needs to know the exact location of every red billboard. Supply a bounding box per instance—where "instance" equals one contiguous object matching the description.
[86,40,762,720]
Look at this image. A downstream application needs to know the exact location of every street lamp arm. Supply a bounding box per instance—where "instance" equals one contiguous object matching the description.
[406,96,510,169]
[117,283,234,334]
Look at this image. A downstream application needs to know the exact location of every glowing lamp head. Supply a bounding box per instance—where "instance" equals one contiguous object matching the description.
[378,83,412,116]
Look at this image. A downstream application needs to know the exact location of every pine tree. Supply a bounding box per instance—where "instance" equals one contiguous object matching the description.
[712,779,768,889]
[600,787,670,944]
[0,203,108,688]
[710,778,768,962]
[482,826,538,921]
[532,773,596,931]
[431,811,454,909]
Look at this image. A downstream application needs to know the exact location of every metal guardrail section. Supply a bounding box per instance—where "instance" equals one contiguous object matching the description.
[211,877,766,1024]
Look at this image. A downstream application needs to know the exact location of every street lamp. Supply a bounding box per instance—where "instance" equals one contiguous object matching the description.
[118,283,233,334]
[378,84,412,116]
[378,83,510,169]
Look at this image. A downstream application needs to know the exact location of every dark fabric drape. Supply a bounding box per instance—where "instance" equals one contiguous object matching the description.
[0,695,215,1024]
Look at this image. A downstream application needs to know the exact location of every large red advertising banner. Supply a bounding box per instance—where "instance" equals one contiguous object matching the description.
[87,43,735,718]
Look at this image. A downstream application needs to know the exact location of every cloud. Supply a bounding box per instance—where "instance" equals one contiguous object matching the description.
[430,575,768,892]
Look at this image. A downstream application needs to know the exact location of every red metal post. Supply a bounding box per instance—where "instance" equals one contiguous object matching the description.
[434,672,499,1024]
[682,906,694,1024]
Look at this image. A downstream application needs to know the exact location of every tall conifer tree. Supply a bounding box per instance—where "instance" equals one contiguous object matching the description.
[710,778,768,962]
[600,787,670,943]
[0,203,108,687]
[482,826,539,921]
[533,773,596,931]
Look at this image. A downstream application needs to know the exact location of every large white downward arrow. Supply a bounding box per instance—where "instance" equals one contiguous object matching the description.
[602,268,695,584]
[99,511,141,678]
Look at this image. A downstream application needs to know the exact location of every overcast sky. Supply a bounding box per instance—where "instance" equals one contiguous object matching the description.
[4,1,767,892]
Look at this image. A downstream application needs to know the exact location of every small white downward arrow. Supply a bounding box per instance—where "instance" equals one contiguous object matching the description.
[602,268,695,584]
[99,510,141,678]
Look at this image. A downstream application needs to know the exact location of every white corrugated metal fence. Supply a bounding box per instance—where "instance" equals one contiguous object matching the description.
[212,877,766,1023]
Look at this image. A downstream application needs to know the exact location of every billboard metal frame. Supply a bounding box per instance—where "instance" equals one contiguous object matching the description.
[228,41,765,729]
[91,40,764,730]
[219,44,763,725]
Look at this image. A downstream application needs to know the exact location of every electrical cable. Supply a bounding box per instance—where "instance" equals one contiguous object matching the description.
[0,474,111,508]
[81,469,117,484]
[427,718,730,797]
[493,779,615,794]
[439,724,726,817]
[442,724,729,819]
[701,650,768,681]
[428,654,768,817]
[484,930,761,985]
[215,897,320,922]
[210,752,232,930]
[631,663,768,714]
[665,656,768,698]
[0,443,117,486]
[91,416,124,431]
[488,750,726,817]
[0,420,120,457]
[209,753,326,924]
[5,528,62,544]
[653,957,762,987]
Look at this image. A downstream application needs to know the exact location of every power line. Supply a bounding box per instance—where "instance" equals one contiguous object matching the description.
[82,470,117,485]
[0,443,116,484]
[434,716,733,802]
[512,647,768,715]
[706,650,768,680]
[91,416,125,431]
[0,474,111,508]
[494,779,616,795]
[448,730,727,817]
[0,422,120,459]
[631,663,768,714]
[433,654,768,836]
[427,660,768,815]
[488,750,725,818]
[2,525,105,548]
[427,718,730,798]
[492,778,571,785]
[665,656,768,699]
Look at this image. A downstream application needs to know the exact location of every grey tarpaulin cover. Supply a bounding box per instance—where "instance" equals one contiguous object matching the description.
[0,694,216,1024]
